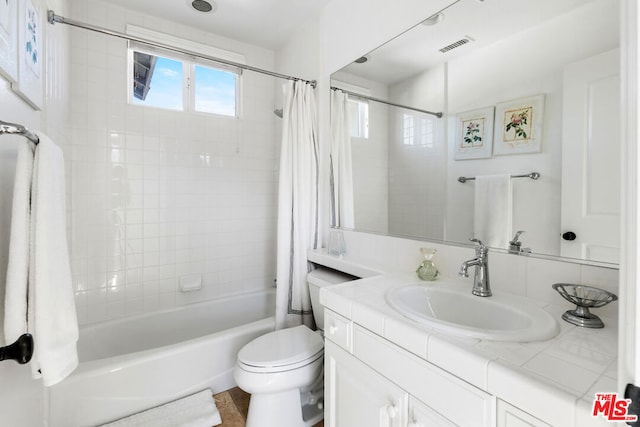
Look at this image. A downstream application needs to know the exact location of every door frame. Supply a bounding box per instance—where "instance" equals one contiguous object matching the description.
[619,0,640,391]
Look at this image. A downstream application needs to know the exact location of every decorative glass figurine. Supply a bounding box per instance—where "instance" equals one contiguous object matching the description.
[416,248,439,281]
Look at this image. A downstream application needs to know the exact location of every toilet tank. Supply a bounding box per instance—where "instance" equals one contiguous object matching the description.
[307,267,357,331]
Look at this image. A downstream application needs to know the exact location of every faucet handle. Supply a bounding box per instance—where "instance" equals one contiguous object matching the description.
[510,230,525,245]
[469,238,485,247]
[469,238,488,255]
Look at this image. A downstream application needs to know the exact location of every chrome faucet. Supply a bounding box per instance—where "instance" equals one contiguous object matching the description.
[458,238,491,297]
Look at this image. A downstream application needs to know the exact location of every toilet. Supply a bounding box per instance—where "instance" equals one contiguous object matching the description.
[234,267,355,427]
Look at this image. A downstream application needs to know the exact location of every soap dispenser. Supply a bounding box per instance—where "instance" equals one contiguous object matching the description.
[416,248,439,281]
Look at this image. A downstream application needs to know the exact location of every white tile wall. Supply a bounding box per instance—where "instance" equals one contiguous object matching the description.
[67,0,280,325]
[332,71,391,234]
[388,65,447,240]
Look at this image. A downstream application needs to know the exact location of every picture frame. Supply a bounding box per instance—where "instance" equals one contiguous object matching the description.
[11,0,42,110]
[0,0,18,82]
[453,106,494,160]
[493,94,545,156]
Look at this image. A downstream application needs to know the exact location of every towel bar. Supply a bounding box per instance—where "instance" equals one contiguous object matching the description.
[0,120,39,144]
[457,172,540,183]
[0,333,33,364]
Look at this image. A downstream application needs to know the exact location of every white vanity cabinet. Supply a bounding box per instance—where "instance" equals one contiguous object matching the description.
[313,253,617,427]
[409,397,457,427]
[496,400,552,427]
[324,308,494,427]
[325,340,408,427]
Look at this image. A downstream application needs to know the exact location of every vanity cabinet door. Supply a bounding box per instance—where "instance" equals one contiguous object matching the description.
[497,400,552,427]
[325,340,408,427]
[353,326,494,426]
[408,397,456,427]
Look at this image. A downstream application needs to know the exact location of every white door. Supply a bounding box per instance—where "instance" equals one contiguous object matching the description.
[561,49,621,263]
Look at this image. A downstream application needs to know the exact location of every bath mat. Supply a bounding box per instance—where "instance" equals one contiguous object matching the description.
[99,389,222,427]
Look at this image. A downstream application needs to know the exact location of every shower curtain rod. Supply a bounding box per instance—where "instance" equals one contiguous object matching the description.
[47,11,317,89]
[0,120,39,144]
[331,86,443,118]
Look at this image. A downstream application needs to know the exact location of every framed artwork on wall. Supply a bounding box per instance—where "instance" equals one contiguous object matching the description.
[0,0,18,82]
[453,106,494,160]
[493,94,545,156]
[11,0,42,110]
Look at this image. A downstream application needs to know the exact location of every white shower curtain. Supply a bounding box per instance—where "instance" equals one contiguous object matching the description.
[275,80,319,330]
[330,89,354,228]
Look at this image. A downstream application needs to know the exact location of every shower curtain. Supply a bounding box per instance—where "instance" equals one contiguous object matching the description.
[330,89,354,228]
[275,80,319,330]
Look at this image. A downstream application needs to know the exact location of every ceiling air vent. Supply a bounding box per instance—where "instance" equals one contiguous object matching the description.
[439,36,474,53]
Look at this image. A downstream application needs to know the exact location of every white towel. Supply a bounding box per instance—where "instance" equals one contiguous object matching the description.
[99,389,222,427]
[4,141,35,345]
[474,174,513,249]
[28,132,78,386]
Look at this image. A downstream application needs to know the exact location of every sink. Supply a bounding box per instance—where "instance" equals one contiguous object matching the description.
[386,284,559,342]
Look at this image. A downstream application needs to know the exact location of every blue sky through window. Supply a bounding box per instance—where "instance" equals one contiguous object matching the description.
[134,56,183,110]
[194,65,237,116]
[132,51,237,117]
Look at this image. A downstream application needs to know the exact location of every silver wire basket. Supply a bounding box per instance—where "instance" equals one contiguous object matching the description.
[552,283,617,328]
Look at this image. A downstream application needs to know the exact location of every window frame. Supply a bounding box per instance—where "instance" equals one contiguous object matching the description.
[190,59,242,118]
[127,41,242,118]
[347,95,369,139]
[128,43,188,112]
[402,113,415,145]
[402,112,437,147]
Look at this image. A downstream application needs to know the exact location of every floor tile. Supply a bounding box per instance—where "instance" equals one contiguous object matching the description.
[212,388,324,427]
[213,391,245,427]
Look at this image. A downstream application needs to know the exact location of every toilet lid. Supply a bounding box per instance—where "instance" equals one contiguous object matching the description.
[238,325,324,369]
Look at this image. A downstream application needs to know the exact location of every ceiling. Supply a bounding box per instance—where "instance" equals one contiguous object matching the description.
[338,0,602,85]
[103,0,326,50]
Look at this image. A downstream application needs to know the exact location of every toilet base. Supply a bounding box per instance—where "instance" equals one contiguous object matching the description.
[246,388,322,427]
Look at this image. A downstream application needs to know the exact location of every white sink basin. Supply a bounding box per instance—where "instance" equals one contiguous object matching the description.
[386,284,559,342]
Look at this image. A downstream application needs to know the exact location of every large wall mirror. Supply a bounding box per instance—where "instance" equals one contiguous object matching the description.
[330,0,620,266]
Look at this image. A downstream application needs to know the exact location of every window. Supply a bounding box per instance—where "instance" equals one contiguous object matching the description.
[132,51,183,111]
[402,114,415,145]
[128,43,240,117]
[194,65,237,116]
[402,113,436,147]
[348,97,369,139]
[419,117,435,148]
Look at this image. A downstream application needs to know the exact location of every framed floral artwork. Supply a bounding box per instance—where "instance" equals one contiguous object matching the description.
[11,0,42,110]
[0,0,18,82]
[493,94,545,155]
[453,106,494,160]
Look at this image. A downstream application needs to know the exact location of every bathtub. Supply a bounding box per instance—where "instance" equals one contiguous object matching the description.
[49,290,275,427]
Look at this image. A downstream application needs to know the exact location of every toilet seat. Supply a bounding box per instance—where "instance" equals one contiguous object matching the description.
[237,325,324,373]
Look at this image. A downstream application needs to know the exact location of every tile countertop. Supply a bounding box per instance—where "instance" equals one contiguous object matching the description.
[309,249,618,427]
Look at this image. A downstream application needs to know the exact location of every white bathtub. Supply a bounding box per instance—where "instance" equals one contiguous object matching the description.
[49,290,275,427]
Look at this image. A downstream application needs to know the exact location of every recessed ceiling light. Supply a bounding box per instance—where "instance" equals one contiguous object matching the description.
[187,0,216,13]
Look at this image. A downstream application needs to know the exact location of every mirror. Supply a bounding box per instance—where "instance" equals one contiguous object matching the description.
[330,0,620,265]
